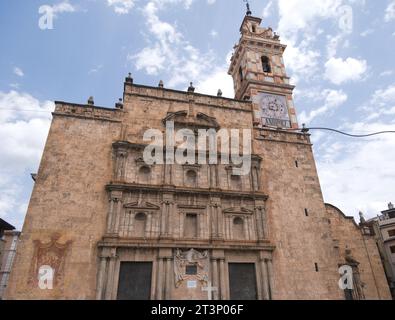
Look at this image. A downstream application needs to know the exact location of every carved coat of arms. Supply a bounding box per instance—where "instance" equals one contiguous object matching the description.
[28,233,72,289]
[174,248,209,288]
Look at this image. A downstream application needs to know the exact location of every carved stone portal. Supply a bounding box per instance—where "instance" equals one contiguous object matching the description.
[174,248,209,288]
[28,233,72,289]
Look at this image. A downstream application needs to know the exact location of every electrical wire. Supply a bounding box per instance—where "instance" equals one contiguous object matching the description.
[285,126,395,138]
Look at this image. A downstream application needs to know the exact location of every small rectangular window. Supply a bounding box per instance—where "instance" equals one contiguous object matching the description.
[295,160,299,168]
[390,246,395,254]
[186,265,198,275]
[305,209,309,217]
[315,263,319,272]
[388,229,395,237]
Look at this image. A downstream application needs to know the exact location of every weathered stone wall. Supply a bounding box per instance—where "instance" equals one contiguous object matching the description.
[5,104,122,299]
[326,204,392,300]
[253,129,343,299]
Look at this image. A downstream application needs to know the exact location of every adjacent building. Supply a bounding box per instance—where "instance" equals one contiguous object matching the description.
[366,203,395,298]
[0,219,19,299]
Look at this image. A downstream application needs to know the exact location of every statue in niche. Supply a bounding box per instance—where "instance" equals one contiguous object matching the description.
[174,248,209,288]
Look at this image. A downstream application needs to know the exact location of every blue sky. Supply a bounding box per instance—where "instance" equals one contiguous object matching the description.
[0,0,395,229]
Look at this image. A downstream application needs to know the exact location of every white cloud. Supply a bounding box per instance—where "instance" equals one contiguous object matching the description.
[0,91,54,228]
[379,70,393,77]
[262,1,273,19]
[50,1,76,16]
[360,28,374,37]
[107,0,135,14]
[196,68,234,98]
[324,57,367,85]
[13,67,24,77]
[299,89,348,124]
[317,122,395,220]
[207,0,216,4]
[277,0,343,39]
[385,1,395,22]
[210,29,218,38]
[129,0,225,92]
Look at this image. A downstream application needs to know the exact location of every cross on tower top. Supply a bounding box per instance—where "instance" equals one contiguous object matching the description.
[243,0,252,16]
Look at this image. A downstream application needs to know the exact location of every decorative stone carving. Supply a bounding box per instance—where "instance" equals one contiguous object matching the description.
[28,233,72,289]
[174,249,209,288]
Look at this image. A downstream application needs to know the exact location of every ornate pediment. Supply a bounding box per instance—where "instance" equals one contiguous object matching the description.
[123,201,160,210]
[162,111,219,130]
[223,207,254,215]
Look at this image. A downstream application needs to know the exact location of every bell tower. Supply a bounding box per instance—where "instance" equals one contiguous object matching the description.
[228,8,299,129]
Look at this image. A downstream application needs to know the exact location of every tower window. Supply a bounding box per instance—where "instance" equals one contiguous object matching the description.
[252,25,256,33]
[261,56,271,73]
[315,263,319,272]
[239,66,243,82]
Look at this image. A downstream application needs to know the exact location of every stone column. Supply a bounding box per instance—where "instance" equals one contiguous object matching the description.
[160,202,167,237]
[243,217,249,240]
[266,258,273,299]
[96,253,108,300]
[156,257,164,300]
[165,258,172,300]
[106,191,123,235]
[113,197,122,235]
[211,259,219,300]
[218,209,224,239]
[219,258,227,300]
[260,258,270,300]
[209,202,218,238]
[254,205,266,241]
[104,248,117,300]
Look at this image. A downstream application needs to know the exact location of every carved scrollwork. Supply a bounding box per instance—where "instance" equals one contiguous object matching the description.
[174,248,209,288]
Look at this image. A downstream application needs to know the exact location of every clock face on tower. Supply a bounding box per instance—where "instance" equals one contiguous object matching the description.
[254,93,290,128]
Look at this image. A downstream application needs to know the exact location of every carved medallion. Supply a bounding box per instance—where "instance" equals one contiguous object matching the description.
[174,248,209,288]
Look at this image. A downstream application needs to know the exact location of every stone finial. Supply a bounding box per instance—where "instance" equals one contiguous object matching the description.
[125,72,133,84]
[389,202,394,210]
[115,98,123,109]
[301,123,310,133]
[359,211,366,223]
[158,80,164,88]
[187,82,195,93]
[217,89,223,97]
[87,96,94,105]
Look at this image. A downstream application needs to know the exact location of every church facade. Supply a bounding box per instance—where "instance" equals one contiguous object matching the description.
[4,13,392,300]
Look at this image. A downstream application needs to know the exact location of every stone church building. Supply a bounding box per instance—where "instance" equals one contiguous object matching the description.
[4,12,392,300]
